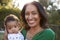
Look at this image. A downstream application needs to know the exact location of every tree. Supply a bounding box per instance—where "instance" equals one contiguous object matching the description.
[0,7,21,30]
[39,0,50,8]
[39,0,59,25]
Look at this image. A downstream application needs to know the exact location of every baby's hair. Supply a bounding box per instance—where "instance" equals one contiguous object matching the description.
[4,14,20,26]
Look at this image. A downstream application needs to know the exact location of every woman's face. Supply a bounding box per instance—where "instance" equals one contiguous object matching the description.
[25,4,41,28]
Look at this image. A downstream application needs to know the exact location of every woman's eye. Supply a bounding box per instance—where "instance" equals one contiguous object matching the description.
[14,26,17,28]
[31,11,37,15]
[25,13,29,16]
[33,12,37,15]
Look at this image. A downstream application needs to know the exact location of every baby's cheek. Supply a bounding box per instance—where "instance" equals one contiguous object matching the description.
[15,29,19,32]
[8,30,12,33]
[16,27,19,31]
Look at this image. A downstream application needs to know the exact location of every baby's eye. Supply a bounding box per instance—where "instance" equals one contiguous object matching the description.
[8,27,11,29]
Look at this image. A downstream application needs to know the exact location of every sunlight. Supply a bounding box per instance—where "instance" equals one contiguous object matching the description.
[12,0,38,10]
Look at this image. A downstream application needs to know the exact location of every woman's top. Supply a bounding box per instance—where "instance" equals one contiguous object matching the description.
[21,28,55,40]
[8,31,24,40]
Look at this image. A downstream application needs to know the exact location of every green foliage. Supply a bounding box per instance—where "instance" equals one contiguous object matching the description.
[47,9,60,25]
[0,0,9,6]
[0,32,4,40]
[0,7,21,30]
[39,0,48,7]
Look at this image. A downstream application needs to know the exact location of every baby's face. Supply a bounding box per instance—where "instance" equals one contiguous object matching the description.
[6,21,20,34]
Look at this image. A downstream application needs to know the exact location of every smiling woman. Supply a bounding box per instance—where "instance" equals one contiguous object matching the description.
[12,0,38,10]
[21,1,55,40]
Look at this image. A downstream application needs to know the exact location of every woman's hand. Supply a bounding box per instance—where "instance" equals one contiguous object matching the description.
[3,29,8,40]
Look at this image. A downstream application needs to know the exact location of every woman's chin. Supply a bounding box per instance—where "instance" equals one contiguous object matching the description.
[28,24,36,28]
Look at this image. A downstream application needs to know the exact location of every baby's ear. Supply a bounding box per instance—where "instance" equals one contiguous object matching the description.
[4,23,6,29]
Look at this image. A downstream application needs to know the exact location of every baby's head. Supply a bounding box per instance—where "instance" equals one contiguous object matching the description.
[4,14,20,34]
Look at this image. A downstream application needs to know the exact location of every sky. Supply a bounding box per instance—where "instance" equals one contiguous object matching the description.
[12,0,60,10]
[12,0,38,10]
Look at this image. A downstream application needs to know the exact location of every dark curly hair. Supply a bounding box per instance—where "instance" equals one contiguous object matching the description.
[21,1,48,30]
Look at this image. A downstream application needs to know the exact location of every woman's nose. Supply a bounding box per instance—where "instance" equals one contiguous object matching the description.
[28,14,33,20]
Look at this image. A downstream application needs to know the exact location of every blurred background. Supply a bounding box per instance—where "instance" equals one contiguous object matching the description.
[0,0,60,40]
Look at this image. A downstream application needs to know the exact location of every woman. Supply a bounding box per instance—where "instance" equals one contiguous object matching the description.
[21,1,55,40]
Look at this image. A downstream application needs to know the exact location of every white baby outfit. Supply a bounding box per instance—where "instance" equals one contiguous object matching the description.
[8,32,24,40]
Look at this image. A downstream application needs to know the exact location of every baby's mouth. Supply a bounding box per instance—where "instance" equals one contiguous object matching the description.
[12,31,16,33]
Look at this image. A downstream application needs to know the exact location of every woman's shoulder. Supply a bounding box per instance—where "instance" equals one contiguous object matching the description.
[36,28,55,36]
[21,28,26,38]
[44,28,55,35]
[34,28,55,38]
[21,28,26,33]
[41,28,55,40]
[39,28,55,38]
[32,28,55,40]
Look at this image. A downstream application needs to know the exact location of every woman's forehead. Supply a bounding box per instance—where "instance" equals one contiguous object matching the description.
[25,4,38,12]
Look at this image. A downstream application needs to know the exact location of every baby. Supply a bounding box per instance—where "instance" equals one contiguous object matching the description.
[4,14,24,40]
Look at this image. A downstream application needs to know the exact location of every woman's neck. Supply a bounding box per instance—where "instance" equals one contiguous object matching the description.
[26,25,43,40]
[29,25,43,34]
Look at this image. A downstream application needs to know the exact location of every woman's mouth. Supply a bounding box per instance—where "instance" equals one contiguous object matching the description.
[29,20,35,23]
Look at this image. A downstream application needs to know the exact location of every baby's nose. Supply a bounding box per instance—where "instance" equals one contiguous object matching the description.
[12,30,15,33]
[12,28,15,32]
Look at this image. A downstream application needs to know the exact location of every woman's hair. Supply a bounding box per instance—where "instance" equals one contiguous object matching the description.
[21,1,48,30]
[4,14,20,26]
